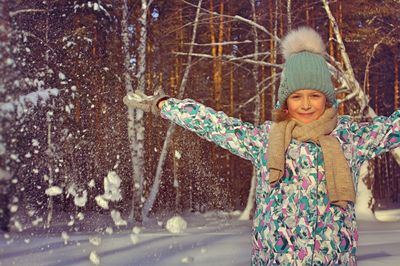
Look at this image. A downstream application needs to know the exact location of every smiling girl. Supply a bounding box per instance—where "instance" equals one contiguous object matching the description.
[123,27,400,265]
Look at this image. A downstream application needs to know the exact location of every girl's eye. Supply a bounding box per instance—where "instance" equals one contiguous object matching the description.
[290,95,301,99]
[311,94,321,98]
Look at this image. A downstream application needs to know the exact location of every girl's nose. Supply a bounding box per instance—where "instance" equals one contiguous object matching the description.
[301,98,311,110]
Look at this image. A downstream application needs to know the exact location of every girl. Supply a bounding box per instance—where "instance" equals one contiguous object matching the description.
[123,27,400,265]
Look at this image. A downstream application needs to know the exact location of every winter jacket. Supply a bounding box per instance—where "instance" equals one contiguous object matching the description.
[160,98,400,266]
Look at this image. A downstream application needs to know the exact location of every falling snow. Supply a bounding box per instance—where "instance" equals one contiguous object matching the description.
[89,251,100,265]
[45,186,63,196]
[89,236,102,246]
[110,210,127,227]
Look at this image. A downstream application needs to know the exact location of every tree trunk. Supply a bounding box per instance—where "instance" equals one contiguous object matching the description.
[240,0,260,220]
[395,55,399,109]
[45,112,55,227]
[121,0,139,222]
[43,4,55,228]
[142,0,203,220]
[286,0,292,31]
[269,0,278,107]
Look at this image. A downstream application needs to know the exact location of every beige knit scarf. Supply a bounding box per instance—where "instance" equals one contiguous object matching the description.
[267,107,355,209]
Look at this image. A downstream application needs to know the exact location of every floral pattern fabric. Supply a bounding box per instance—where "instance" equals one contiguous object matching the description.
[160,98,400,265]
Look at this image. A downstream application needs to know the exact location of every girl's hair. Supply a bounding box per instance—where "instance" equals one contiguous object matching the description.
[271,106,290,122]
[271,101,333,122]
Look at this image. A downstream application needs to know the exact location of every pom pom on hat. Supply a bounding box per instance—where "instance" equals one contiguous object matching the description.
[281,26,326,59]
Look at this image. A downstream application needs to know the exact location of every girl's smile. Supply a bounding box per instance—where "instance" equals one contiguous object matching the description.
[286,89,327,124]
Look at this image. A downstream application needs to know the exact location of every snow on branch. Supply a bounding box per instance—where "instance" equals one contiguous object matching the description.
[0,89,59,119]
[9,9,46,17]
[73,1,112,19]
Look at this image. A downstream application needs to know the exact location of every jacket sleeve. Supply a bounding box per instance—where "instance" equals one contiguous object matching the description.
[351,110,400,164]
[160,98,268,163]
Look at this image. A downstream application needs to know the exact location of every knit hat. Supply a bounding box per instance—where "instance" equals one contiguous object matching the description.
[277,27,337,107]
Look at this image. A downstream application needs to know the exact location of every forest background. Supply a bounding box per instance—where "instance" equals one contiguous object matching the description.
[0,0,399,228]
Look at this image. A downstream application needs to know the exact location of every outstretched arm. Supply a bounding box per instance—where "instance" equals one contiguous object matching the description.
[351,110,400,165]
[159,98,270,164]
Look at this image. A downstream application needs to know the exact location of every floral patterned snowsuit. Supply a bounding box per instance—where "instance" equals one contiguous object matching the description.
[160,98,400,265]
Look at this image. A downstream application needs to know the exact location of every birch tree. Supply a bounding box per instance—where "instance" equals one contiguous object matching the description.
[240,0,261,221]
[121,0,137,222]
[122,0,154,222]
[322,0,400,220]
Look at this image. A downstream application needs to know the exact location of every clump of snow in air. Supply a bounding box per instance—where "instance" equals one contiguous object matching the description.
[67,184,88,207]
[14,220,23,232]
[181,256,194,263]
[74,190,87,207]
[89,251,100,265]
[130,234,139,245]
[105,227,113,235]
[45,186,63,196]
[61,231,69,245]
[95,171,122,209]
[32,217,43,226]
[58,72,66,80]
[165,215,187,234]
[175,150,181,159]
[10,205,18,213]
[110,210,127,227]
[95,196,109,209]
[88,179,95,188]
[130,226,141,245]
[89,236,102,246]
[31,139,39,146]
[76,212,84,220]
[132,226,141,234]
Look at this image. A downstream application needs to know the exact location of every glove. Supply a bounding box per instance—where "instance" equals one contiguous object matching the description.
[123,89,169,116]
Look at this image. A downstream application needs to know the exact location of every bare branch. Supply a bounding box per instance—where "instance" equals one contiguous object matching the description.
[9,9,46,17]
[363,29,396,92]
[11,30,55,53]
[228,52,270,60]
[232,15,281,42]
[183,40,253,46]
[182,0,281,43]
[233,73,281,114]
[173,52,282,68]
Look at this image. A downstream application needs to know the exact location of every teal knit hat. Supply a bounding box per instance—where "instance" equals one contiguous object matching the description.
[277,27,337,107]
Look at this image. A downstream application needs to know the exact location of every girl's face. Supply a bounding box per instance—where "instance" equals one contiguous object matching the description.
[286,89,327,124]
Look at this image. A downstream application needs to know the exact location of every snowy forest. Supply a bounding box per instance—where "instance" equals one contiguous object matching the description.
[1,0,400,235]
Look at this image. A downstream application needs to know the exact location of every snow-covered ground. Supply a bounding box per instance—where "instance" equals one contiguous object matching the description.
[1,211,400,266]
